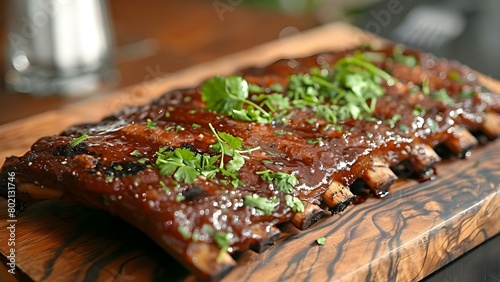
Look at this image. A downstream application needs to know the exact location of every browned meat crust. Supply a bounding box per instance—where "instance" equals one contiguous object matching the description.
[2,43,500,281]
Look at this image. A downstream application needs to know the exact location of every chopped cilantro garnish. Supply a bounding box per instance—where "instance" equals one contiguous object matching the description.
[130,150,142,157]
[159,180,170,193]
[175,194,186,202]
[201,76,271,123]
[244,194,279,215]
[284,195,304,213]
[175,125,185,132]
[164,111,171,118]
[399,124,409,134]
[387,114,402,127]
[316,237,327,245]
[269,83,284,92]
[213,231,233,263]
[431,89,454,105]
[257,170,299,194]
[192,123,201,129]
[146,119,157,130]
[70,134,89,147]
[155,124,258,187]
[422,79,430,95]
[178,226,191,240]
[412,105,426,116]
[306,137,323,145]
[393,53,418,67]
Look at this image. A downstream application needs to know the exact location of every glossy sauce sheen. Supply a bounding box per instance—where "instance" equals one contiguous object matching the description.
[2,44,500,280]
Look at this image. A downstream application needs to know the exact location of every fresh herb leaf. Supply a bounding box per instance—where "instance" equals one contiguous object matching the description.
[306,137,322,145]
[269,83,284,92]
[146,119,157,130]
[244,194,279,215]
[284,195,304,213]
[431,89,454,105]
[399,124,409,134]
[213,231,233,263]
[178,226,191,240]
[412,104,426,116]
[70,134,89,147]
[393,53,418,67]
[201,76,271,123]
[248,83,265,93]
[130,150,142,157]
[257,170,299,194]
[316,237,327,245]
[387,114,402,127]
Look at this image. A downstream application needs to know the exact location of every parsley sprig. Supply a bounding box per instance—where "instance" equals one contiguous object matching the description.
[201,76,272,123]
[244,194,279,215]
[209,124,260,187]
[256,170,299,194]
[154,124,259,187]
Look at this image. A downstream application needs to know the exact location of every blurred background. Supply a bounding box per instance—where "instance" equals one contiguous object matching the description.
[1,0,500,124]
[0,0,499,280]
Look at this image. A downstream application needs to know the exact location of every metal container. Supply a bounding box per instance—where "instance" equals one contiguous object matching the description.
[4,0,116,96]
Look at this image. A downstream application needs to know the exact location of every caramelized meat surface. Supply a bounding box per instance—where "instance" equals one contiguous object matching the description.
[2,43,500,281]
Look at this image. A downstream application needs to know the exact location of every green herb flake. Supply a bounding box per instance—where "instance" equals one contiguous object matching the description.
[105,175,114,183]
[159,180,170,193]
[316,237,327,245]
[399,124,409,134]
[422,79,430,95]
[175,125,185,132]
[175,194,186,202]
[130,150,142,157]
[70,134,89,148]
[431,89,454,105]
[306,137,323,145]
[188,110,197,115]
[146,119,157,130]
[164,111,171,118]
[305,118,317,124]
[201,76,271,123]
[113,165,123,171]
[248,83,265,93]
[387,114,402,127]
[183,96,192,103]
[137,158,149,164]
[284,195,304,213]
[257,170,299,194]
[269,83,284,92]
[448,71,463,83]
[213,231,233,263]
[178,226,191,240]
[244,194,279,215]
[412,105,426,116]
[192,123,201,129]
[393,53,418,67]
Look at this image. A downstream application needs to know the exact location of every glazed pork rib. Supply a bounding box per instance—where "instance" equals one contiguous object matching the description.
[2,43,500,281]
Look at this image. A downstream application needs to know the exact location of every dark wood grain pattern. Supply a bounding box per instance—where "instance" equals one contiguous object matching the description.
[0,23,499,281]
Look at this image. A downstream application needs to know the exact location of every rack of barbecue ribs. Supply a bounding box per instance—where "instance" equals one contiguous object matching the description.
[1,43,499,281]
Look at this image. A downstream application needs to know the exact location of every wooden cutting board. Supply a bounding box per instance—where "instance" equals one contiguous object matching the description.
[1,22,499,282]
